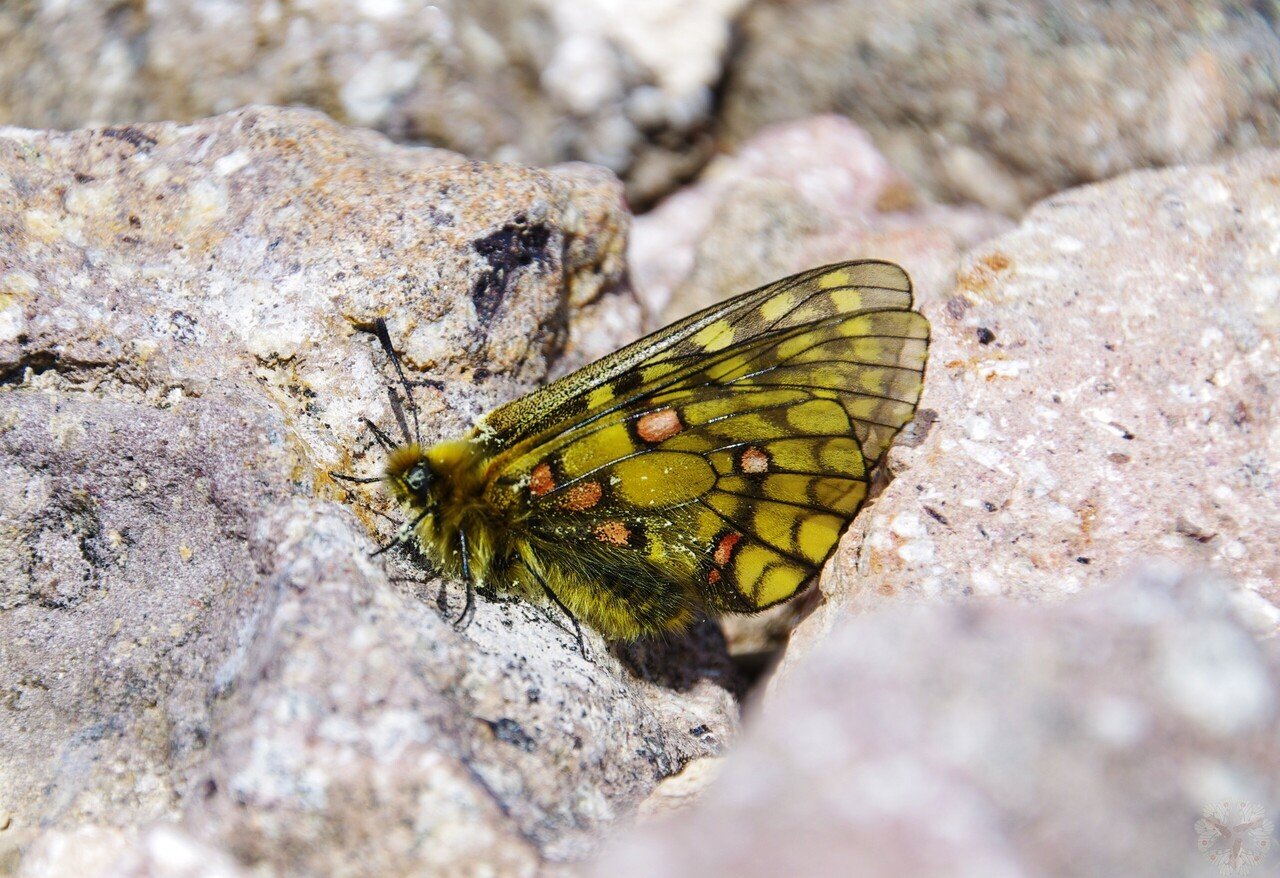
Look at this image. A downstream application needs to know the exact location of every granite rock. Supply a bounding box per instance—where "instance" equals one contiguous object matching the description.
[0,107,739,876]
[0,0,746,206]
[722,0,1280,213]
[595,567,1280,877]
[631,116,1010,326]
[788,149,1280,669]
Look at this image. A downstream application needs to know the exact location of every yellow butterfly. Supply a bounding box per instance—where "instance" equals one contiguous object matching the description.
[337,261,929,648]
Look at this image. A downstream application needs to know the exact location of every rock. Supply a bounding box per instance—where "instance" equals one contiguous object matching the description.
[593,566,1280,877]
[792,149,1280,667]
[721,0,1280,213]
[0,107,740,876]
[0,0,747,206]
[631,116,1011,326]
[17,825,246,878]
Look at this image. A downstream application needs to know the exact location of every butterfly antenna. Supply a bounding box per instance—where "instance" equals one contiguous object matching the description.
[373,318,421,445]
[331,471,383,484]
[361,417,398,451]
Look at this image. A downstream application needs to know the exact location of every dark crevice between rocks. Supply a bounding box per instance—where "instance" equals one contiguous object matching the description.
[2,348,116,389]
[0,348,60,386]
[1,347,203,407]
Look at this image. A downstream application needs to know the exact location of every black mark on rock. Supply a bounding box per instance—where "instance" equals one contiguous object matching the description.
[486,717,536,752]
[471,219,552,325]
[103,126,158,151]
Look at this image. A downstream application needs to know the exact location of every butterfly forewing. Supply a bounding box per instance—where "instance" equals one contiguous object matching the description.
[479,261,928,615]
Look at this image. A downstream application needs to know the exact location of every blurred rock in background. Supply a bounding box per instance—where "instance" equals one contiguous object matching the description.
[6,1,1280,213]
[0,0,746,207]
[722,0,1280,213]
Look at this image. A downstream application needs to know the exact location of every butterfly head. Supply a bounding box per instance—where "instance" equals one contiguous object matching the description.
[382,437,487,515]
[385,444,437,511]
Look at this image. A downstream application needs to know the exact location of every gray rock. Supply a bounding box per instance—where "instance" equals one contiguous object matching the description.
[722,0,1280,213]
[0,0,746,206]
[594,567,1280,877]
[0,107,740,876]
[791,149,1280,669]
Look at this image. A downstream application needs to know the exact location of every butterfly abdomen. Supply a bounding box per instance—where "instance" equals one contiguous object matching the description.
[516,537,699,640]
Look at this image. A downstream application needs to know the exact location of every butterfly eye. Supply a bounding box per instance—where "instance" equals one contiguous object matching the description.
[405,463,432,494]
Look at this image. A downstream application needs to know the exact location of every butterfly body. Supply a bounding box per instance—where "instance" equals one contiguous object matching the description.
[365,261,929,642]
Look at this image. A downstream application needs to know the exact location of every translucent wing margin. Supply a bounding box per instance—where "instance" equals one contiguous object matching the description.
[478,260,914,451]
[481,261,929,613]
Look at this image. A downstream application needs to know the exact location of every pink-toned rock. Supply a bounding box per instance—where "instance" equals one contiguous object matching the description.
[793,150,1280,668]
[595,567,1280,878]
[632,116,1010,329]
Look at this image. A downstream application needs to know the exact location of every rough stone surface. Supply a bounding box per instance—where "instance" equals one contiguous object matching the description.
[789,150,1280,669]
[632,116,1010,326]
[0,107,739,876]
[722,0,1280,213]
[0,0,746,206]
[595,567,1280,878]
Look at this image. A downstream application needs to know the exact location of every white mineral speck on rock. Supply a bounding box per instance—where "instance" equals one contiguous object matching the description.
[214,150,252,176]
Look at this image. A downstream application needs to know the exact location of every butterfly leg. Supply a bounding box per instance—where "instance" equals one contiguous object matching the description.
[526,564,587,658]
[369,507,429,557]
[454,530,476,631]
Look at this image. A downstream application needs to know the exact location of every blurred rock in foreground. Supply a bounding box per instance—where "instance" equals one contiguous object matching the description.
[0,107,738,876]
[595,566,1280,878]
[722,0,1280,213]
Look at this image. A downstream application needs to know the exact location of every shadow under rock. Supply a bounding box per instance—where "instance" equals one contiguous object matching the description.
[612,618,746,700]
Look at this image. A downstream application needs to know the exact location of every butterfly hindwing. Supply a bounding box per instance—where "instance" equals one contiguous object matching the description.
[481,261,928,622]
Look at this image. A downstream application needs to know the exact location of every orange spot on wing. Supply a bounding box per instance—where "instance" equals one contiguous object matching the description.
[636,407,683,443]
[713,532,741,567]
[739,446,770,474]
[559,480,604,511]
[594,519,631,546]
[530,462,556,497]
[707,568,721,585]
